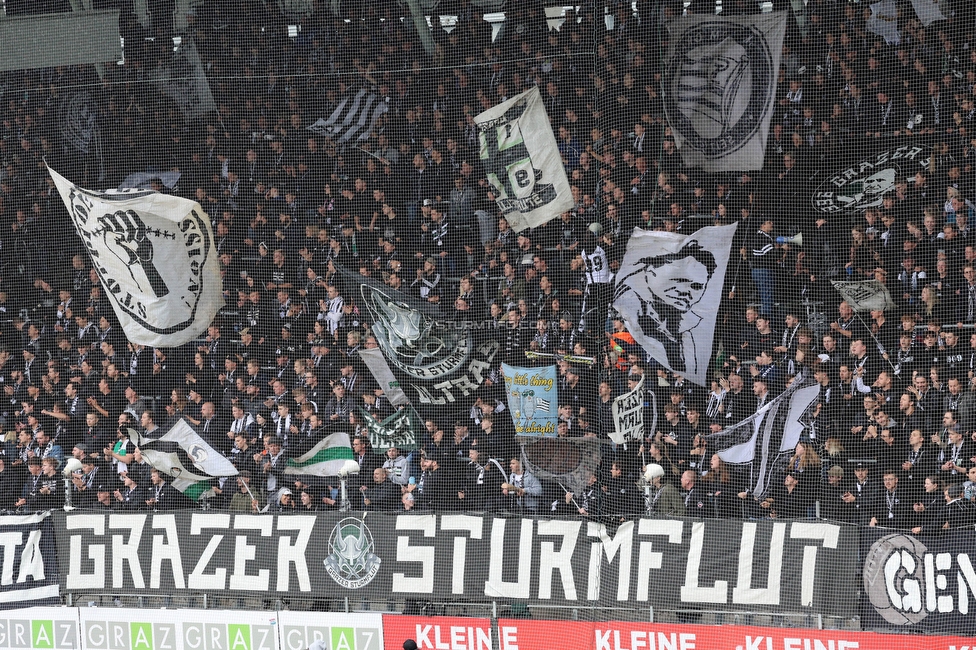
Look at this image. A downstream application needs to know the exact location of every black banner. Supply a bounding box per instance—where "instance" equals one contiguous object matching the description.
[0,512,60,608]
[861,528,976,635]
[337,268,500,410]
[53,512,856,615]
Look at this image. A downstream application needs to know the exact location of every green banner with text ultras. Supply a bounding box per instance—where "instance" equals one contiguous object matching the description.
[501,364,557,437]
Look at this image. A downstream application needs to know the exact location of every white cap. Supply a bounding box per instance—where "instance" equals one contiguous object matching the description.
[644,464,665,482]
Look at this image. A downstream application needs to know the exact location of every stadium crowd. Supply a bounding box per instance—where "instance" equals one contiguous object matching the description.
[1,0,976,531]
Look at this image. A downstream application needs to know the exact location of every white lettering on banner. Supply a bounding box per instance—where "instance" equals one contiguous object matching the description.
[586,522,632,602]
[110,514,146,589]
[231,515,272,591]
[415,624,492,650]
[790,523,840,608]
[67,514,105,589]
[636,520,683,601]
[0,530,46,585]
[151,514,185,589]
[67,513,313,593]
[537,520,580,600]
[276,516,315,592]
[681,522,728,603]
[189,513,229,589]
[394,515,437,593]
[413,340,499,405]
[439,515,483,595]
[733,523,785,605]
[485,518,533,599]
[62,513,846,606]
[863,533,976,624]
[743,637,773,650]
[595,629,697,650]
[783,639,859,650]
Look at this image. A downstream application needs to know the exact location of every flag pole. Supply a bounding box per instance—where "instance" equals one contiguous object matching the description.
[852,310,899,375]
[557,482,583,511]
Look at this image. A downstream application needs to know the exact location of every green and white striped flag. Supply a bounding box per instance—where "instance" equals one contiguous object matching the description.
[284,431,355,476]
[130,419,238,501]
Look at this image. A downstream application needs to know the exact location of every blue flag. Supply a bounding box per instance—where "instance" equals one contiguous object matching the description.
[502,364,558,436]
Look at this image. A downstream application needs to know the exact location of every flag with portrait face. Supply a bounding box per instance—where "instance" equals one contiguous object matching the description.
[613,224,737,386]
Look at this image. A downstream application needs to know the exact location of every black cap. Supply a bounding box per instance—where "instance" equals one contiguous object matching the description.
[404,641,419,650]
[97,485,111,492]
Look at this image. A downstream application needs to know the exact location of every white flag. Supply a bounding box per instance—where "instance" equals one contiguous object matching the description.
[49,167,224,347]
[475,86,574,232]
[664,12,787,172]
[830,279,895,312]
[707,374,820,499]
[911,0,946,26]
[610,372,644,445]
[868,0,901,45]
[614,224,737,386]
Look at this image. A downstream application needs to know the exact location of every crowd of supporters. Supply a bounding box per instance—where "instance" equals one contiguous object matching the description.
[1,0,976,528]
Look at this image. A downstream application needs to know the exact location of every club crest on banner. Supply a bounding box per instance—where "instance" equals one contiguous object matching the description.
[664,12,786,171]
[359,282,471,381]
[324,518,381,589]
[811,145,931,214]
[342,267,500,406]
[862,533,929,626]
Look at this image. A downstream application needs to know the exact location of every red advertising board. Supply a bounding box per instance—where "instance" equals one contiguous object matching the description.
[383,615,494,650]
[383,615,976,650]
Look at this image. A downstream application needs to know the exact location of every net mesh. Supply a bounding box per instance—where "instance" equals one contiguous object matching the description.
[1,0,976,637]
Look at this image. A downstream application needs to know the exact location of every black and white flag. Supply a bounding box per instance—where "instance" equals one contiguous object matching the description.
[610,371,646,445]
[307,88,389,144]
[910,0,946,26]
[49,167,224,347]
[831,279,896,312]
[475,86,574,232]
[58,90,97,155]
[58,89,106,182]
[154,39,216,120]
[707,373,820,499]
[358,348,411,407]
[663,12,786,172]
[613,224,736,386]
[129,419,238,501]
[337,267,499,408]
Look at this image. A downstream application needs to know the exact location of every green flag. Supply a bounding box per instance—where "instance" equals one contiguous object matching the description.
[284,431,355,476]
[359,407,423,454]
